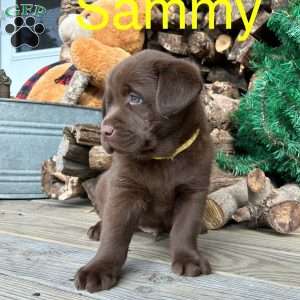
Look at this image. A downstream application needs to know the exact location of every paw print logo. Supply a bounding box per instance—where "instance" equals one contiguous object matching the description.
[5,16,45,48]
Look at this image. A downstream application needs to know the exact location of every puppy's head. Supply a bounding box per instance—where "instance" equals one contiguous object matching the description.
[101,50,203,159]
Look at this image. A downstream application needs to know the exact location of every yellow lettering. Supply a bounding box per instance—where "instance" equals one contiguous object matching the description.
[114,0,142,30]
[77,0,109,31]
[192,0,231,29]
[145,0,186,29]
[235,0,262,41]
[76,0,261,41]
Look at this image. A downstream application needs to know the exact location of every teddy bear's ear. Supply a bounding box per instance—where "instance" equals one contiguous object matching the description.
[155,60,203,117]
[58,14,91,44]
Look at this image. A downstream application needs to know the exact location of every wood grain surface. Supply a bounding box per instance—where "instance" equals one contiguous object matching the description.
[0,200,299,299]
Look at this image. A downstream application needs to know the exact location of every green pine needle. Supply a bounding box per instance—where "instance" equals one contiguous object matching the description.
[217,1,300,184]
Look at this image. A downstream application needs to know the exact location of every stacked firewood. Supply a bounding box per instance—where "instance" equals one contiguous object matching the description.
[204,168,300,234]
[42,125,300,234]
[201,81,239,155]
[146,0,289,90]
[41,121,239,201]
[42,124,111,201]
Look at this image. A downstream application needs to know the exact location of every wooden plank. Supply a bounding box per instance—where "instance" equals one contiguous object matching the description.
[1,200,300,255]
[2,200,300,251]
[1,202,300,286]
[1,233,300,300]
[1,212,300,288]
[0,200,98,225]
[202,224,300,253]
[0,273,91,300]
[0,200,94,218]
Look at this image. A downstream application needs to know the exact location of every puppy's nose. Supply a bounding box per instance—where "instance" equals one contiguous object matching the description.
[102,124,115,137]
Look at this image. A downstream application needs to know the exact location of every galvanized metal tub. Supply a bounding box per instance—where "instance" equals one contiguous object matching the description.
[0,99,102,199]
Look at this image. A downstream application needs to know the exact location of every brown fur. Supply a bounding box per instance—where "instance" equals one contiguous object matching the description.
[75,50,213,293]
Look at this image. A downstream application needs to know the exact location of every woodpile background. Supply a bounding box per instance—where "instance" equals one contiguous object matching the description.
[145,0,287,159]
[41,0,300,234]
[42,122,300,235]
[42,124,110,201]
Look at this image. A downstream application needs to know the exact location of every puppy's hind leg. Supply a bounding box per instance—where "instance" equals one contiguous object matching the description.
[87,221,102,241]
[87,174,108,241]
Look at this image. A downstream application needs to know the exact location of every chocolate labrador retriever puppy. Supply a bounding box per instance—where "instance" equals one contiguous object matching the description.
[75,49,213,293]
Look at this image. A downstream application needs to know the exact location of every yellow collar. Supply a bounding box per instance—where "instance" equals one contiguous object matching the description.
[152,129,200,161]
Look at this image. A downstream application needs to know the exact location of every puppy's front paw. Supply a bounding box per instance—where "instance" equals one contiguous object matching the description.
[172,251,211,277]
[75,261,119,293]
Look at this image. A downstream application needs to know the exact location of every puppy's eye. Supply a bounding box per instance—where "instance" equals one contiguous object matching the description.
[128,93,143,105]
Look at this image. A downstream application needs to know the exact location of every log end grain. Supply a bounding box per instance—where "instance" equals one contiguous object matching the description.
[267,201,300,234]
[204,199,225,230]
[232,206,251,223]
[247,168,267,193]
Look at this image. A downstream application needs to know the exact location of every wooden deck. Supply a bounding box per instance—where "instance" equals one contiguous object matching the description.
[0,199,300,300]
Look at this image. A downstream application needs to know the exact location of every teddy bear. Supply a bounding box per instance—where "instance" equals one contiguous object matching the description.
[16,0,146,108]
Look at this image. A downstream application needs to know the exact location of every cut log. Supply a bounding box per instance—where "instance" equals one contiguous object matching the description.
[57,135,90,165]
[271,0,288,10]
[150,4,183,27]
[215,0,254,25]
[201,86,240,130]
[204,178,248,230]
[211,128,235,155]
[63,126,76,143]
[158,32,189,55]
[41,159,65,199]
[167,4,181,26]
[233,169,300,234]
[209,164,243,193]
[55,156,99,179]
[228,31,256,66]
[205,168,300,233]
[251,10,270,36]
[72,124,101,146]
[89,146,112,171]
[185,11,206,28]
[188,31,215,60]
[58,176,85,201]
[61,71,91,105]
[150,5,163,26]
[41,159,84,201]
[215,34,232,54]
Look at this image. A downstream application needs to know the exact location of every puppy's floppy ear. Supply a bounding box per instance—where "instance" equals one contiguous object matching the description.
[155,59,203,116]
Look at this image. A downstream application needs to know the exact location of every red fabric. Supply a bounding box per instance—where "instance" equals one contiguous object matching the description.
[16,61,67,99]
